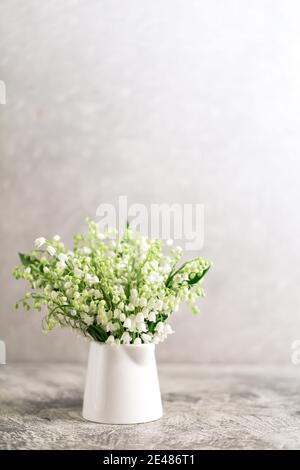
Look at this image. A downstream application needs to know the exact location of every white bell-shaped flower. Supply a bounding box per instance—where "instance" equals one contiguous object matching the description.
[123,317,132,329]
[121,331,131,344]
[106,335,115,345]
[155,321,164,334]
[34,237,46,248]
[141,333,152,343]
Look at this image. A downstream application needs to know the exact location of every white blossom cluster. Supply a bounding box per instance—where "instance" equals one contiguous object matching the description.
[13,220,211,345]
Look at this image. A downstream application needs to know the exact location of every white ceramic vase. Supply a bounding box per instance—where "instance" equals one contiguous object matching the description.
[82,342,163,424]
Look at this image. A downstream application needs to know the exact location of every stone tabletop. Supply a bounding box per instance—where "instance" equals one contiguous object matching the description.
[0,364,300,450]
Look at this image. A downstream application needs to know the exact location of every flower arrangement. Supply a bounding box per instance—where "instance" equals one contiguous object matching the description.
[13,219,211,345]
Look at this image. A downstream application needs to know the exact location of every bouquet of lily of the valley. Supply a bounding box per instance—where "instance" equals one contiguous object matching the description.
[13,219,211,345]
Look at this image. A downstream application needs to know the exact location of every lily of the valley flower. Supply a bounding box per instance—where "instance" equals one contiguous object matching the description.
[47,246,56,256]
[58,253,68,263]
[141,333,152,343]
[13,219,211,345]
[123,317,132,329]
[34,237,46,248]
[106,335,115,345]
[155,322,165,334]
[121,331,131,344]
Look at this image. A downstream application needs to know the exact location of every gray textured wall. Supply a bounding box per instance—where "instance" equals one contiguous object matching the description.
[1,0,300,364]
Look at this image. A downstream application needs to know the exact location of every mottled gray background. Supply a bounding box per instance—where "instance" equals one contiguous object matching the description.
[1,0,300,364]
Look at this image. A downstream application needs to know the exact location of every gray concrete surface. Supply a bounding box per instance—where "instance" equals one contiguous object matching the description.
[1,363,300,449]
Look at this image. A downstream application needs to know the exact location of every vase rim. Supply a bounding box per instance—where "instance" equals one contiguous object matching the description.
[90,341,155,348]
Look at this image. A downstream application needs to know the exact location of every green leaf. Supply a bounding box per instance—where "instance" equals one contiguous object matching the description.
[18,253,40,267]
[147,321,156,334]
[87,324,108,343]
[18,253,32,267]
[165,260,191,288]
[187,265,210,286]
